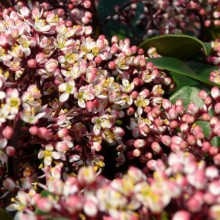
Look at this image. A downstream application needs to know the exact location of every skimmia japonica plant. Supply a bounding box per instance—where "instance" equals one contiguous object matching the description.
[0,0,220,219]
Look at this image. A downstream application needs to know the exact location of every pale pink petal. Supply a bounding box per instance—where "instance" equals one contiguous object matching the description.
[52,151,61,160]
[0,138,7,149]
[59,93,69,102]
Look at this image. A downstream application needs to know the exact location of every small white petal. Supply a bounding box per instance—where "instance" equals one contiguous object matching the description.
[59,93,69,102]
[0,138,7,149]
[52,152,61,160]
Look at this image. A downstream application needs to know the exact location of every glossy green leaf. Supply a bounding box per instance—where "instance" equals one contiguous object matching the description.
[0,209,13,220]
[147,57,220,89]
[196,121,219,147]
[139,35,211,59]
[170,86,204,108]
[186,62,217,75]
[171,62,219,88]
[97,0,144,44]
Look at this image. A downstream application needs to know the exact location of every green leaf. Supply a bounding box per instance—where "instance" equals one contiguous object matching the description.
[170,86,204,109]
[40,190,54,198]
[0,209,13,220]
[97,0,145,44]
[186,62,216,75]
[205,25,220,41]
[139,35,211,59]
[35,208,48,216]
[171,62,219,88]
[196,121,219,147]
[147,57,220,89]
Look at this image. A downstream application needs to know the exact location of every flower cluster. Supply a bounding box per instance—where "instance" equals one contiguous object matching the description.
[6,154,220,220]
[2,0,93,25]
[206,39,220,84]
[107,0,220,40]
[0,1,220,220]
[0,0,173,204]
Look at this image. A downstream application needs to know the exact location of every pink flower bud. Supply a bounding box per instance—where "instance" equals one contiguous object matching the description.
[168,108,178,119]
[146,160,157,170]
[187,135,196,145]
[187,103,199,115]
[131,91,139,99]
[6,146,15,157]
[83,200,97,217]
[94,56,102,64]
[86,71,96,83]
[214,153,220,165]
[151,142,162,154]
[204,192,215,204]
[134,139,146,148]
[211,87,220,99]
[57,128,68,138]
[65,196,82,213]
[187,197,203,212]
[209,180,220,196]
[0,34,8,47]
[198,90,208,99]
[202,141,211,152]
[3,178,16,191]
[214,103,220,114]
[206,166,219,179]
[77,166,96,185]
[108,61,116,69]
[170,143,181,152]
[82,16,90,24]
[138,48,144,55]
[172,210,190,220]
[36,53,47,64]
[2,126,13,139]
[209,147,219,156]
[127,107,134,115]
[175,105,185,115]
[202,113,211,121]
[57,9,65,16]
[86,100,94,112]
[36,197,52,212]
[27,59,37,69]
[210,117,219,127]
[38,127,49,138]
[113,127,125,137]
[11,29,19,38]
[162,99,171,110]
[45,59,58,72]
[204,96,212,105]
[132,149,141,157]
[29,126,39,136]
[161,135,171,146]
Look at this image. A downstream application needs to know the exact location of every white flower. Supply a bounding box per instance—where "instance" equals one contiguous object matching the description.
[121,79,134,93]
[92,115,112,135]
[59,80,76,102]
[38,144,61,166]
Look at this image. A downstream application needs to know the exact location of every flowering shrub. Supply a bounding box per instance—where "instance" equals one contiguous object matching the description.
[0,0,220,219]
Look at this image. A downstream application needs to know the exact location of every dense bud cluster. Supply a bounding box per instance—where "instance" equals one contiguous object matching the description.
[108,0,220,40]
[0,1,220,220]
[6,153,220,219]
